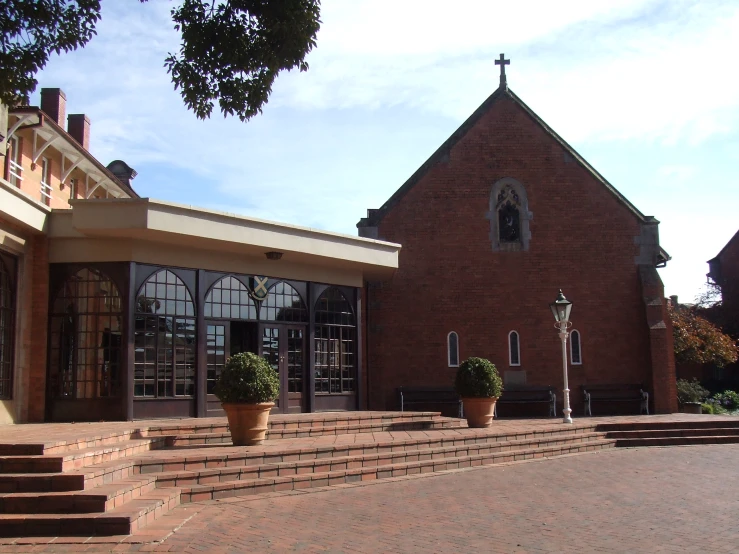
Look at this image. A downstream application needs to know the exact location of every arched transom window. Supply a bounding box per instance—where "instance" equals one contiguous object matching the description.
[49,268,122,399]
[134,269,196,398]
[259,281,307,322]
[205,276,257,320]
[314,288,356,394]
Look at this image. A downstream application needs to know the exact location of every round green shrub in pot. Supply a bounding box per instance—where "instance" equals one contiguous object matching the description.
[215,352,280,446]
[455,357,503,428]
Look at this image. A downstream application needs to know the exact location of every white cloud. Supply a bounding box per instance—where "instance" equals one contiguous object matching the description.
[32,0,739,302]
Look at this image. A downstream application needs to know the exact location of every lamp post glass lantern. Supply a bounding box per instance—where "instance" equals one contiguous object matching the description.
[550,290,573,423]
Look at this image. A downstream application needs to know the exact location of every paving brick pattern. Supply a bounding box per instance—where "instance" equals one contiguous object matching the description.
[0,443,737,552]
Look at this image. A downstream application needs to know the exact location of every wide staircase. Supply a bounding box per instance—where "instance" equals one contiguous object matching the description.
[1,412,738,538]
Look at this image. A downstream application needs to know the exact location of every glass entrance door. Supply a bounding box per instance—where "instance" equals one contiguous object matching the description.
[260,325,305,413]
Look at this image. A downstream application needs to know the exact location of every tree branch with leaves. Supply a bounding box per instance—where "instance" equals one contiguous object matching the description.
[670,305,738,368]
[0,0,321,122]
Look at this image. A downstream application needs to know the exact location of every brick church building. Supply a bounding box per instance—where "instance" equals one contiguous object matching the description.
[358,57,678,415]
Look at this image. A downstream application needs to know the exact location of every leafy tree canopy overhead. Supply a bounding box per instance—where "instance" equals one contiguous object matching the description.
[670,305,738,368]
[0,0,321,122]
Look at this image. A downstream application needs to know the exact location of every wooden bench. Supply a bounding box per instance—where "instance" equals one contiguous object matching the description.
[398,386,463,418]
[582,384,649,416]
[495,386,557,418]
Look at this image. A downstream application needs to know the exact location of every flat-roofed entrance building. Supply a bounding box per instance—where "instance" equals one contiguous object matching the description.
[0,90,400,423]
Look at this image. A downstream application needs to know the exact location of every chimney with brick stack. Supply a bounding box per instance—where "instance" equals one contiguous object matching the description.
[40,88,66,126]
[67,114,90,151]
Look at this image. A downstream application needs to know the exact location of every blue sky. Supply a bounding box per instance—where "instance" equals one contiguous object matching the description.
[34,0,738,303]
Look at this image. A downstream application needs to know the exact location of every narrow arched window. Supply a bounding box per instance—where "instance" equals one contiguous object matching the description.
[508,331,520,366]
[570,330,582,365]
[134,269,196,398]
[448,332,459,367]
[49,268,122,399]
[497,187,521,243]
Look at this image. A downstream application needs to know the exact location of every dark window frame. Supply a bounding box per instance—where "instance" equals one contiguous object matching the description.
[134,269,196,398]
[48,267,123,399]
[314,288,356,395]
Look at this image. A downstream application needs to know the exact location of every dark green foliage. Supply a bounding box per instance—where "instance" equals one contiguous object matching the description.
[454,357,503,399]
[1,0,321,122]
[675,378,709,404]
[0,0,101,106]
[712,390,739,411]
[214,352,279,404]
[164,0,321,121]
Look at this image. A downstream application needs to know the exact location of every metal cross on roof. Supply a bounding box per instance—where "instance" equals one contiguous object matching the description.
[495,53,510,89]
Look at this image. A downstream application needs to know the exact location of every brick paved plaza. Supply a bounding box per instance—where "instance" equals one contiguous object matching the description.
[3,443,738,553]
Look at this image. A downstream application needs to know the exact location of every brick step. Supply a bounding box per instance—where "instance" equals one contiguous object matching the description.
[177,439,616,502]
[137,425,599,474]
[614,435,739,448]
[598,420,739,432]
[3,458,143,494]
[0,473,84,493]
[0,444,45,457]
[0,475,157,514]
[155,431,608,488]
[143,412,445,437]
[607,427,739,439]
[0,488,180,537]
[167,418,466,447]
[0,437,166,474]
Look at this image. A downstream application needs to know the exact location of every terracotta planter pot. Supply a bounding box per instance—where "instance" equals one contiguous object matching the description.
[680,402,702,414]
[462,397,498,428]
[222,402,275,446]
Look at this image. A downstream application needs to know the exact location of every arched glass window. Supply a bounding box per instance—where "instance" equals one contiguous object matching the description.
[259,281,307,322]
[509,331,520,366]
[49,268,122,399]
[204,276,256,320]
[497,186,521,243]
[134,269,196,398]
[0,254,16,400]
[314,288,355,394]
[570,330,582,365]
[448,332,459,367]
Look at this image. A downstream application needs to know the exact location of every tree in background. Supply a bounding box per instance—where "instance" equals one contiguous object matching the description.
[0,0,321,122]
[670,305,738,368]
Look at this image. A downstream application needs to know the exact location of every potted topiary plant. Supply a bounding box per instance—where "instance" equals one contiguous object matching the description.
[214,352,280,446]
[455,357,503,428]
[676,378,709,414]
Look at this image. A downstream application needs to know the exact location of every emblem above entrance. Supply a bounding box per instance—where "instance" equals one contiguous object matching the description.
[250,276,269,301]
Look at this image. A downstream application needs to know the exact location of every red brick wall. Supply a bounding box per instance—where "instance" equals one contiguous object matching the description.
[366,95,662,414]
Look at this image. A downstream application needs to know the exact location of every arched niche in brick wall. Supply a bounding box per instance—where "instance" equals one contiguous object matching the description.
[486,177,533,252]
